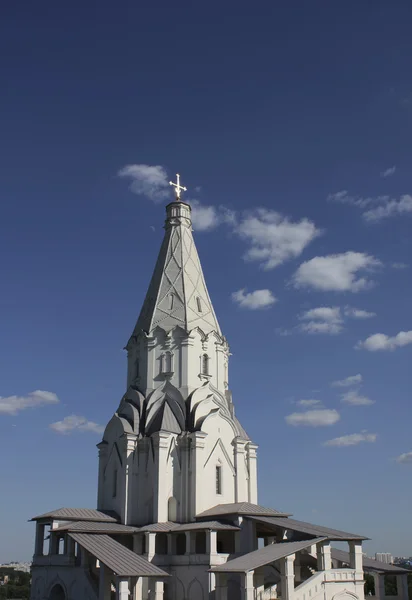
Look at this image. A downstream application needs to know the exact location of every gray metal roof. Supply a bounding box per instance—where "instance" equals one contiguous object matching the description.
[135,521,239,533]
[249,516,368,541]
[136,522,178,533]
[54,521,137,534]
[174,521,240,532]
[69,533,169,578]
[196,503,290,519]
[211,538,326,573]
[331,548,410,574]
[31,508,118,523]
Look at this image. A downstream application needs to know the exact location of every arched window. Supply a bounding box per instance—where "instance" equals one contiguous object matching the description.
[168,496,177,521]
[196,297,202,312]
[161,351,173,374]
[202,354,209,375]
[168,293,174,310]
[216,465,222,495]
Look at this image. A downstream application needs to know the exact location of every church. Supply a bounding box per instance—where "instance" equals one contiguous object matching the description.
[29,176,409,600]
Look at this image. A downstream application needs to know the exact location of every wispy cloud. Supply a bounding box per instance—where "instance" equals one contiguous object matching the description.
[396,451,412,464]
[343,306,376,319]
[292,252,382,292]
[341,389,375,406]
[331,374,362,388]
[296,399,322,407]
[0,390,59,416]
[381,166,396,178]
[328,189,412,222]
[232,288,277,310]
[285,409,340,427]
[49,415,104,435]
[118,164,170,202]
[233,208,321,270]
[298,306,343,335]
[324,432,377,447]
[392,262,408,270]
[356,330,412,351]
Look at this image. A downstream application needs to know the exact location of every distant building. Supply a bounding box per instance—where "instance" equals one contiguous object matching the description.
[375,553,393,564]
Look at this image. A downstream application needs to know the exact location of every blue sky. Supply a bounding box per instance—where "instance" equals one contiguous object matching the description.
[1,1,411,562]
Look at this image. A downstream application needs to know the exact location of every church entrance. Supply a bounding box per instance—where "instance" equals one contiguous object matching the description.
[48,583,66,600]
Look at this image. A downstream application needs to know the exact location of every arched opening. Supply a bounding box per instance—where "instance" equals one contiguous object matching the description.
[168,496,177,521]
[202,354,209,375]
[48,583,66,600]
[195,531,206,554]
[57,536,64,555]
[176,533,186,555]
[196,297,202,312]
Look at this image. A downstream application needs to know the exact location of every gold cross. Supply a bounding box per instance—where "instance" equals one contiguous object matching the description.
[169,173,187,201]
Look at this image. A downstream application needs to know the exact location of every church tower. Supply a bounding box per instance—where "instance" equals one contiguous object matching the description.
[97,175,258,526]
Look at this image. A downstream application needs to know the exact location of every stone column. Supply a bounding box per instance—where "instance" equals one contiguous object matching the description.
[185,531,192,555]
[116,577,129,600]
[146,532,156,560]
[152,431,171,522]
[152,580,164,600]
[373,573,385,600]
[216,573,228,600]
[317,541,332,571]
[97,441,108,510]
[34,523,45,556]
[241,571,255,600]
[281,555,295,600]
[348,541,363,577]
[206,530,218,555]
[99,563,111,600]
[133,577,143,600]
[167,534,174,555]
[397,574,409,600]
[188,432,207,518]
[246,443,259,504]
[233,439,248,502]
[124,434,137,525]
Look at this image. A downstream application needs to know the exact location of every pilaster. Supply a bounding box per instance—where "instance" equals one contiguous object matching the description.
[124,434,137,525]
[152,431,172,522]
[233,438,248,502]
[317,541,332,571]
[216,573,228,600]
[97,441,108,510]
[348,541,363,577]
[246,443,258,504]
[116,577,129,600]
[241,571,255,600]
[189,431,207,519]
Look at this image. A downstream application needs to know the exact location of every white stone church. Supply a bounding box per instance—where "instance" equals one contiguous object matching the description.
[29,177,409,600]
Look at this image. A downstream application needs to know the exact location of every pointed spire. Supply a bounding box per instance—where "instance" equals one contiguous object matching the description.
[130,193,221,338]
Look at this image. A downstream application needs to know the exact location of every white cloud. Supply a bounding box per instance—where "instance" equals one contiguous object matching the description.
[234,208,321,270]
[0,390,59,416]
[392,262,408,270]
[341,390,375,406]
[49,415,104,435]
[297,399,322,407]
[356,330,412,351]
[285,409,340,427]
[344,306,376,319]
[292,252,381,292]
[118,164,170,202]
[232,288,277,310]
[331,374,363,388]
[396,452,412,464]
[327,190,383,209]
[380,166,396,178]
[190,200,220,231]
[324,432,377,447]
[299,306,343,335]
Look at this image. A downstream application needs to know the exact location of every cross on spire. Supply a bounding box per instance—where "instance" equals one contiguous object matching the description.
[169,173,187,201]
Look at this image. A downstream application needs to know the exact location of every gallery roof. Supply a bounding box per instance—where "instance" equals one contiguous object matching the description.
[249,515,368,541]
[30,508,118,523]
[69,533,169,578]
[211,538,326,573]
[196,502,290,519]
